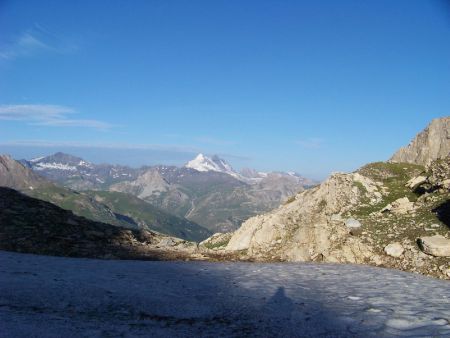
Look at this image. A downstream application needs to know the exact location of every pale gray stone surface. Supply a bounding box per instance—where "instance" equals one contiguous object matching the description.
[345,218,362,228]
[418,235,450,257]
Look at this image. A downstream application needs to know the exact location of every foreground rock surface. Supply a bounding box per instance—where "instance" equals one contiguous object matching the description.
[1,250,449,338]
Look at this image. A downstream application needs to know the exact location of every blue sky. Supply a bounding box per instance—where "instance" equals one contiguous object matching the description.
[0,0,449,179]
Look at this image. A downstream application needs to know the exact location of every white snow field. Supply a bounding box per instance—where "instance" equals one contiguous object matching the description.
[0,251,449,338]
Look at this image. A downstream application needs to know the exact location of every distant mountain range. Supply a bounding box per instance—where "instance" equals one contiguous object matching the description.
[2,155,210,241]
[21,152,139,190]
[21,152,317,232]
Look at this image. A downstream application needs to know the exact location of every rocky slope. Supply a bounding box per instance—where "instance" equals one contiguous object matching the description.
[1,155,210,241]
[0,187,198,260]
[0,155,48,190]
[390,117,450,165]
[202,120,450,279]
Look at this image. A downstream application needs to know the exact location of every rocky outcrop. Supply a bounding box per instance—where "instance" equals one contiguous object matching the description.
[426,155,450,191]
[110,169,174,199]
[226,172,383,264]
[390,117,450,165]
[202,120,450,279]
[214,155,450,279]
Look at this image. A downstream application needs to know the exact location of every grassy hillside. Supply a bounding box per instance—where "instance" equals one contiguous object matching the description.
[86,190,211,242]
[25,185,210,242]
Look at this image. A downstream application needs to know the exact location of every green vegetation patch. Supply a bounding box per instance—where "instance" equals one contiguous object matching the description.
[203,238,230,249]
[353,162,426,217]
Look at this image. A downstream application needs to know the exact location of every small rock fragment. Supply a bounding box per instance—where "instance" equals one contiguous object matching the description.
[345,218,361,228]
[384,242,404,258]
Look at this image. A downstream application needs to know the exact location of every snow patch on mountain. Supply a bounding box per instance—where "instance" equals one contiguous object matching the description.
[29,156,45,163]
[34,162,77,171]
[185,154,241,179]
[78,160,93,168]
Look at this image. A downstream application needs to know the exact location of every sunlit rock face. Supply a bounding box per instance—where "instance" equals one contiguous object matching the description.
[390,117,450,166]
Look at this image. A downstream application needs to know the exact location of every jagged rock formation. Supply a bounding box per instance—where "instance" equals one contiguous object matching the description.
[390,117,450,165]
[0,187,200,260]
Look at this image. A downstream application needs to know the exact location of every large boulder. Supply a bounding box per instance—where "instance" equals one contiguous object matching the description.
[392,197,415,214]
[382,197,414,214]
[417,235,450,257]
[406,176,427,189]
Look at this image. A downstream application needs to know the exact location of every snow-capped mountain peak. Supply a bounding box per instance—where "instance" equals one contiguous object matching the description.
[185,153,240,178]
[29,152,93,171]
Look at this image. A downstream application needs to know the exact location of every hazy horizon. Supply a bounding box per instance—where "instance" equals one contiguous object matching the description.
[1,1,449,179]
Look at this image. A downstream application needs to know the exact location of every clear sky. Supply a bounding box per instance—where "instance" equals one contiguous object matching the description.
[0,0,449,179]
